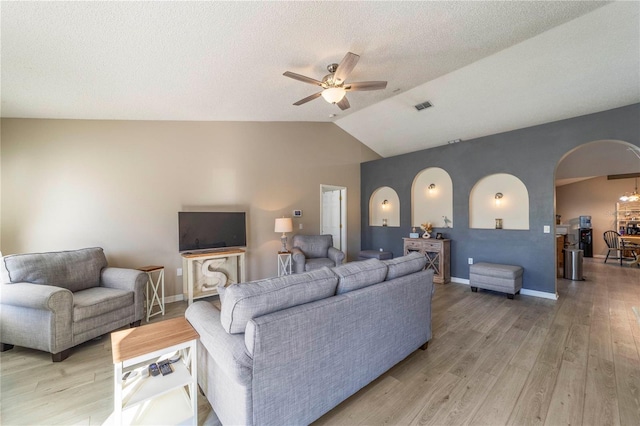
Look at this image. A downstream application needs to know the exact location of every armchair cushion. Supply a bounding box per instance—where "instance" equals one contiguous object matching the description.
[304,258,335,272]
[3,247,107,292]
[73,287,134,321]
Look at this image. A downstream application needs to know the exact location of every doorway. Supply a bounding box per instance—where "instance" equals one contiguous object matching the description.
[554,140,640,295]
[320,184,347,253]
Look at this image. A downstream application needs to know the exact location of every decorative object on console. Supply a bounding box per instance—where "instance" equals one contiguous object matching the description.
[410,227,420,238]
[421,222,433,239]
[200,259,228,293]
[275,217,293,252]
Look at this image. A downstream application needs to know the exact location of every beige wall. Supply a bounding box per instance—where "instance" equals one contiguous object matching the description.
[556,176,635,256]
[1,118,380,298]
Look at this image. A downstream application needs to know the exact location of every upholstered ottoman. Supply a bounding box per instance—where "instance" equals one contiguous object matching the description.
[358,250,393,261]
[470,262,523,299]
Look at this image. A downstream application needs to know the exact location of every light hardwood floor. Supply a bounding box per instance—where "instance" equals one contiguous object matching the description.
[1,258,639,425]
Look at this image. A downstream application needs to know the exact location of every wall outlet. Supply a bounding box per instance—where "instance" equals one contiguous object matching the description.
[299,223,303,230]
[468,258,473,265]
[177,268,182,276]
[543,225,551,233]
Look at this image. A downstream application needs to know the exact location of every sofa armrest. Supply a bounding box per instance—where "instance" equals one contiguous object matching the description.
[100,267,146,321]
[0,282,74,353]
[291,247,306,273]
[185,301,253,386]
[0,282,72,311]
[328,247,346,266]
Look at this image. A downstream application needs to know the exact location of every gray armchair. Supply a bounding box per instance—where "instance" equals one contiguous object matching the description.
[291,234,345,273]
[0,247,146,361]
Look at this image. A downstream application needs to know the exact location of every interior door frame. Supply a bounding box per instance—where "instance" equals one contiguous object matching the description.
[320,184,347,255]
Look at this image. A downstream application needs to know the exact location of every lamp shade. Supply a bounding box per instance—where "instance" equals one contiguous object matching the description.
[275,217,293,233]
[321,87,346,104]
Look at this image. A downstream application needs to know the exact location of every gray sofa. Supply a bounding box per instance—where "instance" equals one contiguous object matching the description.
[291,234,345,273]
[185,252,434,425]
[0,247,146,361]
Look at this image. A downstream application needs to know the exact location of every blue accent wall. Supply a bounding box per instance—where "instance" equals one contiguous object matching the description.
[361,104,640,294]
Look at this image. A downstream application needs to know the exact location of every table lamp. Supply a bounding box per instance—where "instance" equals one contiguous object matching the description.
[274,217,293,252]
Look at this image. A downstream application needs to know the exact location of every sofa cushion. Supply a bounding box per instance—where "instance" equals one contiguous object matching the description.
[73,286,133,321]
[220,268,338,334]
[333,259,388,295]
[3,247,107,293]
[383,252,426,280]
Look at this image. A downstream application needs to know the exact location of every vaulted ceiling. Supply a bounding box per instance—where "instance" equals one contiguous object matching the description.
[1,1,639,161]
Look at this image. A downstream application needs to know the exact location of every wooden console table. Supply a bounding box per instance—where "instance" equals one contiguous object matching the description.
[181,249,246,305]
[403,238,451,284]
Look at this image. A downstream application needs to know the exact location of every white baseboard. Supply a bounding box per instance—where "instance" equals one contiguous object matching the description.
[164,294,184,304]
[450,276,558,300]
[519,289,559,300]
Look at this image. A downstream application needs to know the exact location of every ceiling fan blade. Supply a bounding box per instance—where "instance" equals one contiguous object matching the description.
[283,71,323,86]
[293,92,322,106]
[334,52,360,84]
[345,81,388,91]
[337,96,350,111]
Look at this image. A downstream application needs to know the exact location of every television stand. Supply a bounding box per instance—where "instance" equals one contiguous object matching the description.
[181,249,246,305]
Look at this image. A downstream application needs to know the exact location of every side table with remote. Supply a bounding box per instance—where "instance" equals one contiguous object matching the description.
[111,317,199,425]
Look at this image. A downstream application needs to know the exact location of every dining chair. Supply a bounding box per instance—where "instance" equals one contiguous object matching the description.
[604,230,639,266]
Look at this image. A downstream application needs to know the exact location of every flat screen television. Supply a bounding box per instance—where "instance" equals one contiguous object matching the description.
[178,212,246,252]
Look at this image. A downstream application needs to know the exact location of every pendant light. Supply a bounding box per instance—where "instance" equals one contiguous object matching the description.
[620,177,640,202]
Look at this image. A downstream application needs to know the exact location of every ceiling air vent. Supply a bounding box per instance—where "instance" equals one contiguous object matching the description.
[414,100,433,111]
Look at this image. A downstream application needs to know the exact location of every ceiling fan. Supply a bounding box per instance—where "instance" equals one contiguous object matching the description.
[283,52,387,111]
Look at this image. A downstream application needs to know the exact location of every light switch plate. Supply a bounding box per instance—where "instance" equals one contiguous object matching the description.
[543,225,551,233]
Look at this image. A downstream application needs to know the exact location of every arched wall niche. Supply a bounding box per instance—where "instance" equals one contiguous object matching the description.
[412,167,453,228]
[470,173,529,229]
[369,186,400,227]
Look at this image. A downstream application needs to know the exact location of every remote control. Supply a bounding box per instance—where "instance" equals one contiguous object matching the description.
[148,363,160,377]
[158,360,173,376]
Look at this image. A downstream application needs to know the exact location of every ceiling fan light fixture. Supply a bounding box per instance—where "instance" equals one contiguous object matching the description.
[321,87,346,104]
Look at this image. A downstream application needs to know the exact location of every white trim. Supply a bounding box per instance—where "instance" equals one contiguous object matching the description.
[520,289,559,300]
[164,294,185,303]
[450,276,558,300]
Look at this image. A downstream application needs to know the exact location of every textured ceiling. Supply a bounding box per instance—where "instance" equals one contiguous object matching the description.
[2,1,638,158]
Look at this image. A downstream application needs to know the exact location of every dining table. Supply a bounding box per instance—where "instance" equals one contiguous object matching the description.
[620,235,640,266]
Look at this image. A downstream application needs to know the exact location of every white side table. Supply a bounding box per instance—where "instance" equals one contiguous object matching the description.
[278,252,292,276]
[111,317,199,426]
[138,265,165,322]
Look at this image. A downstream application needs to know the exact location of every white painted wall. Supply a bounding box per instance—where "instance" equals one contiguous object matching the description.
[469,173,529,230]
[370,186,400,227]
[1,119,380,298]
[412,167,453,228]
